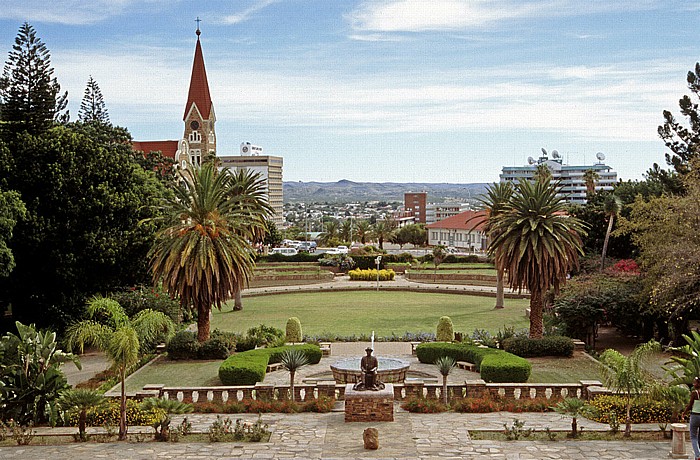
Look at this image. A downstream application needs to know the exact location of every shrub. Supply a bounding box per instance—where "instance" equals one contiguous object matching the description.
[200,336,233,360]
[347,268,395,281]
[416,342,531,383]
[452,394,558,413]
[64,399,162,427]
[401,397,448,413]
[210,330,238,353]
[218,344,322,385]
[193,397,333,414]
[588,395,672,423]
[502,336,574,358]
[436,316,454,342]
[259,252,323,263]
[166,331,201,360]
[286,317,303,343]
[111,285,182,323]
[247,324,285,348]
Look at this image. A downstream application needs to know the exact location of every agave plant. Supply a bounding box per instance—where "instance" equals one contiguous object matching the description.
[280,349,309,402]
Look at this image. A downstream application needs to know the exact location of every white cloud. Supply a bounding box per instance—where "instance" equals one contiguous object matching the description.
[348,0,663,33]
[0,0,143,25]
[221,0,280,25]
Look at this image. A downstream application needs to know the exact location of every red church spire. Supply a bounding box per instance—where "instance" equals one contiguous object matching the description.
[183,22,212,121]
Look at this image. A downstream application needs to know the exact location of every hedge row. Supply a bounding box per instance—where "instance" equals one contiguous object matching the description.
[218,344,322,385]
[258,253,324,263]
[502,336,574,358]
[350,253,414,269]
[348,268,396,281]
[415,342,531,383]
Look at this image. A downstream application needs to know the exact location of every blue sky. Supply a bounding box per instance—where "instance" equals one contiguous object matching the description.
[0,1,698,183]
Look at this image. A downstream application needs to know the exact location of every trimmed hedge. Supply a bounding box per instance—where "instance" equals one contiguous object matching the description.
[286,317,303,343]
[348,268,395,281]
[258,253,324,263]
[502,336,574,358]
[436,316,454,342]
[219,344,322,385]
[416,342,531,383]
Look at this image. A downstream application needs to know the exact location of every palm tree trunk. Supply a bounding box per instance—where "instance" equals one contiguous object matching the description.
[79,410,87,441]
[197,305,211,342]
[119,367,127,440]
[379,237,383,250]
[442,376,448,405]
[624,398,632,437]
[495,269,504,309]
[290,370,296,402]
[233,288,243,311]
[529,291,544,339]
[601,215,615,270]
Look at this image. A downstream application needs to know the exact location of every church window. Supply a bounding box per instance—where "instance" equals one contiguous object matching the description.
[190,149,202,166]
[208,131,215,143]
[189,131,202,143]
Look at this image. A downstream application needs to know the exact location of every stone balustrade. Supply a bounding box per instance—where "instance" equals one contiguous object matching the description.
[138,379,605,404]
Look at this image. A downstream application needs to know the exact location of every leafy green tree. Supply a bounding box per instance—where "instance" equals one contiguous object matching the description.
[149,163,267,342]
[0,22,68,135]
[658,62,700,175]
[474,182,513,309]
[58,388,106,441]
[432,245,446,281]
[263,220,283,248]
[77,76,109,125]
[65,296,174,440]
[0,188,25,277]
[599,340,661,437]
[0,321,80,425]
[490,179,586,338]
[533,163,552,182]
[393,224,427,248]
[600,194,622,270]
[0,124,167,329]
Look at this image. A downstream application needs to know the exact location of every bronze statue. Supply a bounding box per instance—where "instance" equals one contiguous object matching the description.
[353,347,385,391]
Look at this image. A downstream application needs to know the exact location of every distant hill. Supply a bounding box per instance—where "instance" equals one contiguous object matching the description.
[283,180,489,204]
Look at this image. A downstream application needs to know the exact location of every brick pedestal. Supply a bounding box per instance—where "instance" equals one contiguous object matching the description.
[344,384,394,422]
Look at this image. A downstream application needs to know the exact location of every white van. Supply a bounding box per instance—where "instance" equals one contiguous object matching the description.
[271,247,298,256]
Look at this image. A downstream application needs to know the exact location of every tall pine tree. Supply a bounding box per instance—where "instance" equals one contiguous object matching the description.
[0,22,68,135]
[78,76,110,124]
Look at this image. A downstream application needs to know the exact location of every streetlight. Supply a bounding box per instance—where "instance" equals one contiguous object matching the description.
[375,256,382,291]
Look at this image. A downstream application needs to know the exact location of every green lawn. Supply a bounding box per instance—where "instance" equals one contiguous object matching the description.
[212,291,529,336]
[527,355,602,383]
[124,358,224,393]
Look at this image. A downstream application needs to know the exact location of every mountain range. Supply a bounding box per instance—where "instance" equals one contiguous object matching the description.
[283,180,489,204]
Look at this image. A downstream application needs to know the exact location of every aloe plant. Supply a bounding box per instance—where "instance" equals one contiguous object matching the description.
[280,349,309,402]
[435,356,456,405]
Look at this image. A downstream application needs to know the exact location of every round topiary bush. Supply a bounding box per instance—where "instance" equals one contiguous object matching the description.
[286,317,303,343]
[436,316,454,342]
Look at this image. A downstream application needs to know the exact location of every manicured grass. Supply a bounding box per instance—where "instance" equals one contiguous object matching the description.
[527,355,602,383]
[124,358,224,393]
[212,291,530,337]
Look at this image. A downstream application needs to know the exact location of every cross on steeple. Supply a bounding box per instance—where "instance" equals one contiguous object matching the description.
[195,17,201,36]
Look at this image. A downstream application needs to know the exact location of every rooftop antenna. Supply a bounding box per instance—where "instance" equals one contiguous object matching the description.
[195,16,202,36]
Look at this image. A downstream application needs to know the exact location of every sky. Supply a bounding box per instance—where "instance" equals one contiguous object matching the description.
[0,0,698,183]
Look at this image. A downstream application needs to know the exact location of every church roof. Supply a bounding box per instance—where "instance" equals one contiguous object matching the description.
[184,34,212,121]
[132,140,179,159]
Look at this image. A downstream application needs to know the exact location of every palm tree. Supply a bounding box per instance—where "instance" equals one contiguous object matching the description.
[319,220,338,246]
[533,163,552,182]
[227,168,273,311]
[435,356,456,405]
[65,296,175,440]
[356,220,371,244]
[149,163,267,342]
[473,182,513,309]
[280,349,309,402]
[432,245,446,281]
[599,340,661,437]
[600,194,622,271]
[58,388,107,441]
[340,219,354,243]
[140,397,193,441]
[372,221,394,250]
[552,397,589,438]
[582,169,600,196]
[489,179,586,338]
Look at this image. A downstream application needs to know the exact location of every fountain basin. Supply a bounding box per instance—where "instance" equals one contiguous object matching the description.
[330,357,410,384]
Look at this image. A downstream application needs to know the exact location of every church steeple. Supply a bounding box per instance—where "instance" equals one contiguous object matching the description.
[183,19,216,165]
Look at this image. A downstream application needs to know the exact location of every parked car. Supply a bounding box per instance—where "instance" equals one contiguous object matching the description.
[336,245,349,254]
[298,241,317,253]
[271,247,298,256]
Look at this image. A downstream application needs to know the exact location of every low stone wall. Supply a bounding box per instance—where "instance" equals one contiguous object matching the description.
[406,272,497,282]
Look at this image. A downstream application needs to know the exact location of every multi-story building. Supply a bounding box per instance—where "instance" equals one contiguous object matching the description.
[500,151,617,204]
[132,26,284,226]
[426,203,471,224]
[426,210,487,250]
[404,192,427,224]
[219,150,284,227]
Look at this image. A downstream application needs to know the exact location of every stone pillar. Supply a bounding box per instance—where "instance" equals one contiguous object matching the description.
[465,379,487,398]
[318,381,337,400]
[670,423,689,458]
[344,384,394,422]
[254,383,274,401]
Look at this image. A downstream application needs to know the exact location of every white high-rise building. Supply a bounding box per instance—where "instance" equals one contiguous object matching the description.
[500,150,617,204]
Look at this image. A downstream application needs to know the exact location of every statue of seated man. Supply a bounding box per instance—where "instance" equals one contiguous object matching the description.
[353,347,385,391]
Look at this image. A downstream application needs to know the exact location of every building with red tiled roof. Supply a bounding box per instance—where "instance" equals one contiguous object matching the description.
[426,210,487,251]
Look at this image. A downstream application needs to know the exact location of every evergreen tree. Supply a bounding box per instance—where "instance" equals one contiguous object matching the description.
[78,76,110,124]
[0,23,68,134]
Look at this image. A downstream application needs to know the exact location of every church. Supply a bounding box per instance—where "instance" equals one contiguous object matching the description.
[132,25,284,226]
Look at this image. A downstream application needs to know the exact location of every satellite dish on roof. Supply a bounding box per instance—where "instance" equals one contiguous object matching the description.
[551,150,560,159]
[596,152,606,161]
[527,156,536,165]
[541,148,548,156]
